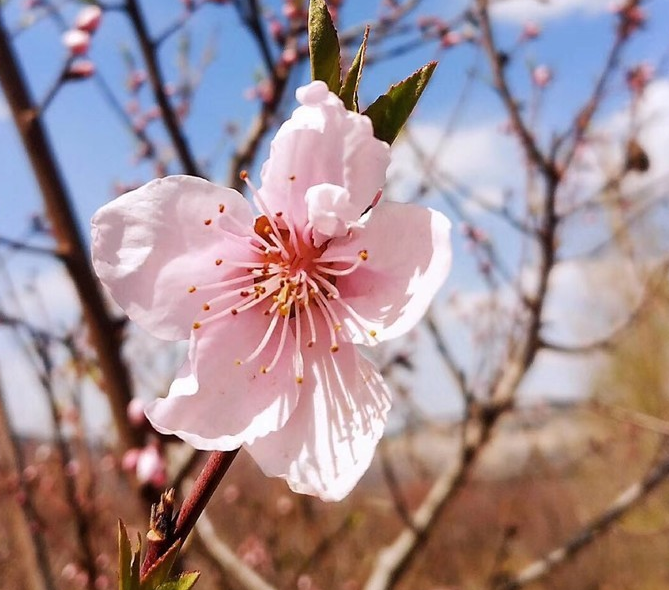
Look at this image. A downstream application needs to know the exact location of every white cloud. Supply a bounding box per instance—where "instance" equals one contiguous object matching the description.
[388,120,522,210]
[490,0,610,23]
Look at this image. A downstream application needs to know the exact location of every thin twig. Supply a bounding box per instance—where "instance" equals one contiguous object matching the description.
[497,448,669,589]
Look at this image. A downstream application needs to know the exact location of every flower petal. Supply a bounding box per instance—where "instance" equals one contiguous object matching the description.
[246,318,392,501]
[146,310,300,450]
[324,201,452,344]
[259,81,390,232]
[91,175,255,340]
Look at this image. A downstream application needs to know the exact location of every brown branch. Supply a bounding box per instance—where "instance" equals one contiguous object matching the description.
[0,11,142,449]
[497,448,669,590]
[124,0,202,177]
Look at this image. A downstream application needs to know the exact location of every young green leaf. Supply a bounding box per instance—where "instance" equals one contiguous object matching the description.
[140,541,182,590]
[156,572,201,590]
[308,0,341,92]
[362,61,437,145]
[118,521,140,590]
[339,26,369,112]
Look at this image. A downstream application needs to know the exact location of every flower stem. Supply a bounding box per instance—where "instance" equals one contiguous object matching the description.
[140,449,239,578]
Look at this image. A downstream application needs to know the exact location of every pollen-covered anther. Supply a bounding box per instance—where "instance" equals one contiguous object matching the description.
[260,366,267,374]
[202,303,210,311]
[330,345,339,353]
[369,329,377,338]
[276,211,283,217]
[188,286,197,293]
[231,309,238,316]
[334,324,342,332]
[193,322,201,329]
[239,170,249,180]
[359,250,368,261]
[215,259,223,266]
[219,204,225,213]
[234,359,242,366]
[289,174,296,181]
[296,376,303,384]
[204,219,212,226]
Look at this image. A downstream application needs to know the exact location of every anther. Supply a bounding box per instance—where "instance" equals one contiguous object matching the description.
[202,303,210,311]
[204,219,212,226]
[369,329,377,338]
[240,170,249,180]
[359,250,368,261]
[289,174,296,181]
[235,359,242,366]
[193,322,201,329]
[260,366,267,374]
[219,204,225,213]
[296,376,303,384]
[330,345,339,353]
[307,341,314,348]
[231,309,238,316]
[188,286,197,293]
[215,259,222,266]
[276,211,283,217]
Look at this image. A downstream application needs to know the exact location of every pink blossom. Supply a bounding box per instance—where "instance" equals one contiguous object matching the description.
[66,60,96,80]
[62,29,90,55]
[135,444,166,487]
[127,397,148,427]
[75,5,102,34]
[91,81,452,501]
[532,64,553,88]
[521,21,541,40]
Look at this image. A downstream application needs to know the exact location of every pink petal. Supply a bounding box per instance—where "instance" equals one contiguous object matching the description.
[325,201,452,344]
[246,318,392,501]
[91,175,256,340]
[146,310,300,450]
[305,183,359,246]
[259,81,390,232]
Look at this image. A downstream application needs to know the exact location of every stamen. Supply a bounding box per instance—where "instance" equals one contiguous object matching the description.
[294,296,303,384]
[240,171,284,246]
[315,256,365,277]
[191,274,255,293]
[313,293,339,352]
[264,312,291,372]
[303,299,317,347]
[243,311,280,364]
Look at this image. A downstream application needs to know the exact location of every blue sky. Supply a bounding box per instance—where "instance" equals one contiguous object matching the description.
[1,0,668,434]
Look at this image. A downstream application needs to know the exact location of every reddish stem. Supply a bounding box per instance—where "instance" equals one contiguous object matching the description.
[140,449,239,578]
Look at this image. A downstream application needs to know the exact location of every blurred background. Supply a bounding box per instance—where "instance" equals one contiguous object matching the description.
[1,0,669,588]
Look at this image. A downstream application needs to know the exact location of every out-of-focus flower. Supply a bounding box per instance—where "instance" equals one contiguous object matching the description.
[521,21,541,40]
[91,81,452,501]
[66,60,96,80]
[75,5,102,34]
[62,29,90,56]
[127,398,148,427]
[626,62,654,96]
[135,444,167,487]
[532,64,553,88]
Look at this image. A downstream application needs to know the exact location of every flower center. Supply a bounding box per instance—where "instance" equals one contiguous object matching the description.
[187,173,370,383]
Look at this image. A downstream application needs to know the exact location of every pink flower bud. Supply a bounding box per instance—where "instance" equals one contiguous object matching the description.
[440,31,461,48]
[62,29,90,56]
[280,46,298,66]
[136,445,166,486]
[626,62,653,95]
[61,563,79,581]
[222,483,240,504]
[521,21,541,40]
[532,64,553,88]
[75,5,102,34]
[269,19,284,41]
[121,448,140,472]
[127,397,148,427]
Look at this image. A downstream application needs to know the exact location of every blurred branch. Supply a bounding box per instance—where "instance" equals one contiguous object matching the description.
[195,510,277,590]
[0,375,57,590]
[234,0,275,75]
[588,401,669,438]
[124,0,202,177]
[0,11,142,449]
[497,447,669,590]
[0,235,60,258]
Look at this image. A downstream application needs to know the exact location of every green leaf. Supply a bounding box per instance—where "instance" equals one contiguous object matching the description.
[118,521,140,590]
[362,62,437,145]
[140,541,182,590]
[156,572,201,590]
[308,0,341,92]
[339,26,369,112]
